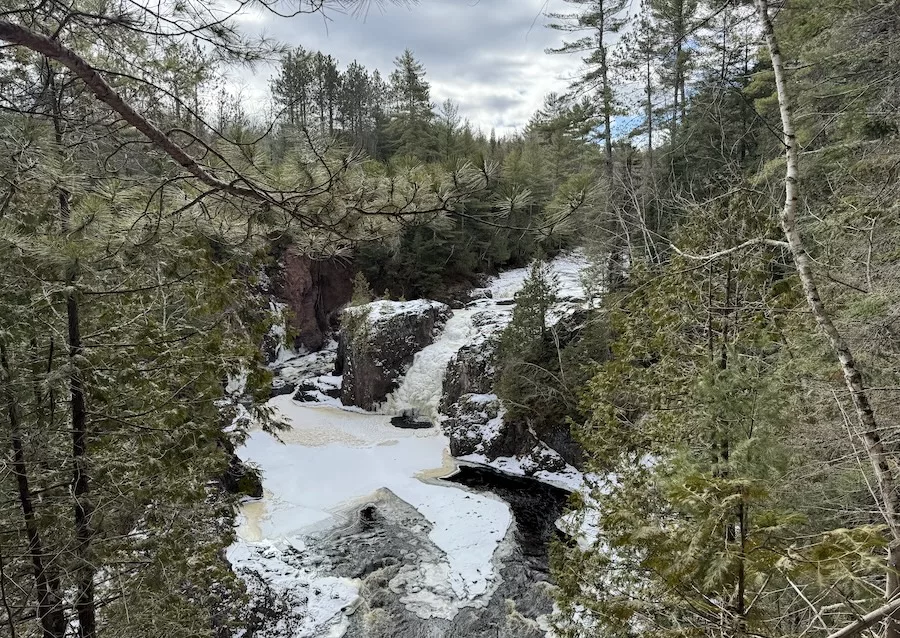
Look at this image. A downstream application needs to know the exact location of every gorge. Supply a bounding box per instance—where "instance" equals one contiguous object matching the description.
[227,252,590,638]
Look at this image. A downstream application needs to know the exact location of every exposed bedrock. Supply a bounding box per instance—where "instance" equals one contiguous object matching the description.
[275,249,353,352]
[337,300,452,410]
[440,335,498,414]
[335,488,559,638]
[440,310,588,473]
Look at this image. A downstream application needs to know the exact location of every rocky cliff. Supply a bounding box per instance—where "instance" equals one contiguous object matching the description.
[276,249,353,352]
[337,300,452,410]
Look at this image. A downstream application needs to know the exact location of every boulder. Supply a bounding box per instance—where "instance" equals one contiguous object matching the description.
[440,337,498,414]
[270,381,296,398]
[443,394,572,478]
[390,411,434,430]
[219,437,263,498]
[275,249,353,352]
[338,300,451,410]
[439,308,512,414]
[443,393,507,458]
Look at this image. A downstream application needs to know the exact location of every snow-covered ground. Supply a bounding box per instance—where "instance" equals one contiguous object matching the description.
[230,395,512,631]
[226,539,359,638]
[229,250,592,637]
[237,396,511,573]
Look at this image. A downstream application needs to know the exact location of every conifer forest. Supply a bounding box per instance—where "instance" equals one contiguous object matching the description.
[1,1,900,637]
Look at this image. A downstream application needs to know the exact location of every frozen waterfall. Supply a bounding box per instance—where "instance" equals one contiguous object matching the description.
[382,252,587,422]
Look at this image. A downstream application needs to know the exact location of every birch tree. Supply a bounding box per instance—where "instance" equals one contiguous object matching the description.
[754,1,900,635]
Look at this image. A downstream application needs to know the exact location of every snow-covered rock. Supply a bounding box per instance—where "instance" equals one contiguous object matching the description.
[338,300,452,410]
[445,393,581,489]
[443,393,506,458]
[227,539,359,638]
[230,395,515,631]
[440,332,500,414]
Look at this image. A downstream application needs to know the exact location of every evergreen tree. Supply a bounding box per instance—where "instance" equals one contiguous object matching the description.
[547,0,629,182]
[272,47,314,127]
[387,49,436,160]
[649,0,699,138]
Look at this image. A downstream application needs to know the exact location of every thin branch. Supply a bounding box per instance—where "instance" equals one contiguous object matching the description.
[670,237,789,261]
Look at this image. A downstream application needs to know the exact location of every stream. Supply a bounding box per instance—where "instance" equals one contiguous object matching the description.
[227,254,587,638]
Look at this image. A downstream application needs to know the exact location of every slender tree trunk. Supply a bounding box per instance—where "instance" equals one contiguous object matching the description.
[0,544,16,638]
[738,43,749,164]
[671,55,680,139]
[646,54,653,160]
[67,272,96,638]
[736,495,748,636]
[597,10,614,187]
[1,341,66,638]
[755,3,900,637]
[50,71,97,638]
[599,13,624,286]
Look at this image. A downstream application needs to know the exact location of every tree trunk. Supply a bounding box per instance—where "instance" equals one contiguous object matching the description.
[50,72,97,637]
[68,277,96,638]
[755,2,900,636]
[646,54,653,160]
[0,342,66,638]
[671,57,679,139]
[597,10,613,187]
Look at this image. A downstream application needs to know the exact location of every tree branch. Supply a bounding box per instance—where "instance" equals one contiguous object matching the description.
[825,596,900,638]
[669,237,789,261]
[0,20,267,203]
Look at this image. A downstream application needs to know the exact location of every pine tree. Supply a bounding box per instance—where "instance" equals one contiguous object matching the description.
[649,0,699,138]
[547,0,629,183]
[272,47,314,128]
[387,49,436,160]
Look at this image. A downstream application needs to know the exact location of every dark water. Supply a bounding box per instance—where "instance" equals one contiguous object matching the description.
[445,465,570,573]
[390,411,434,429]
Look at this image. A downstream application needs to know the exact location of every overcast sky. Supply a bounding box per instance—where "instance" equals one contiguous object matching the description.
[231,0,583,136]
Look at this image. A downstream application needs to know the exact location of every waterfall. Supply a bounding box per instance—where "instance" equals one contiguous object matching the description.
[381,306,482,422]
[381,265,533,422]
[382,251,589,423]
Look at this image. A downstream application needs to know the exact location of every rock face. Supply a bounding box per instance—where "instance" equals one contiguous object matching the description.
[440,338,497,414]
[440,309,508,413]
[338,300,451,410]
[233,483,565,638]
[439,307,584,477]
[276,249,353,352]
[443,394,570,479]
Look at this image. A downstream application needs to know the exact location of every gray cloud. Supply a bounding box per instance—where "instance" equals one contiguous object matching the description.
[232,0,577,135]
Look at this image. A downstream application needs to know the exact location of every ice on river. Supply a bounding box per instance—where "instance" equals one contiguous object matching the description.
[229,250,590,635]
[232,395,512,626]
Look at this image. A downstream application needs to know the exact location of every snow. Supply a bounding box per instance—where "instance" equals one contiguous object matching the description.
[459,451,587,493]
[271,339,338,384]
[487,264,535,302]
[467,393,498,404]
[380,266,534,421]
[445,393,506,455]
[552,250,590,301]
[267,301,296,365]
[230,249,595,633]
[227,540,359,638]
[233,394,512,621]
[226,368,248,396]
[356,299,448,323]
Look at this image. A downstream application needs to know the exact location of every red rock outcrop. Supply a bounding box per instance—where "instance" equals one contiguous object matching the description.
[277,250,353,352]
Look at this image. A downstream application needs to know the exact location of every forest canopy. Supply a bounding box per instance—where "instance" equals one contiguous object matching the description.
[1,0,900,637]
